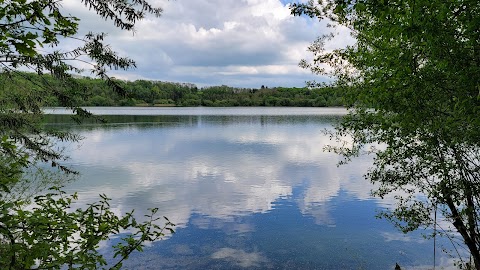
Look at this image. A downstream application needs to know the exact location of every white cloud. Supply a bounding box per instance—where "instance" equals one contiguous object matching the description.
[57,0,353,87]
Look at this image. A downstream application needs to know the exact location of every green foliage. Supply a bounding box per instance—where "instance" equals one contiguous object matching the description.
[0,137,28,194]
[293,0,480,268]
[0,0,175,268]
[0,187,175,269]
[0,71,348,107]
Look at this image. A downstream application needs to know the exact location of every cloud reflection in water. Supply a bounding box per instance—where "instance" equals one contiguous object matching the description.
[45,111,449,269]
[62,115,368,225]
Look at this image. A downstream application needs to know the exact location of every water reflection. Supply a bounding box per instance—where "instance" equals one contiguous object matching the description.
[45,109,452,269]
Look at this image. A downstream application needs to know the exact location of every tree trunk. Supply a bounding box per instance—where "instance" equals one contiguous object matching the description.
[445,195,480,269]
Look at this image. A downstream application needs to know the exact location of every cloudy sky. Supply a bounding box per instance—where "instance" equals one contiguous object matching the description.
[61,0,353,88]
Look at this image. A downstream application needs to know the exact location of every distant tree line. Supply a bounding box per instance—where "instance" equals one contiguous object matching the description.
[1,72,346,107]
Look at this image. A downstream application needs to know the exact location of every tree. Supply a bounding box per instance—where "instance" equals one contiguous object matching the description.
[292,0,480,268]
[0,0,175,268]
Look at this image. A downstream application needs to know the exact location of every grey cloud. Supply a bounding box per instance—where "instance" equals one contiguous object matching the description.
[161,0,248,30]
[61,0,344,87]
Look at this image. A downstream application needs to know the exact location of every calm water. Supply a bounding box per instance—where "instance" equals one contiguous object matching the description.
[43,107,452,269]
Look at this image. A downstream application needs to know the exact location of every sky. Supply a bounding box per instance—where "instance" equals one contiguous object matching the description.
[61,0,354,88]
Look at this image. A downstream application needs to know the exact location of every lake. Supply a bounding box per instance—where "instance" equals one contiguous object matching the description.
[43,107,452,269]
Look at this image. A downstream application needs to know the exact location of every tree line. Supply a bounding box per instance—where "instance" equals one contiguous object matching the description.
[1,72,345,107]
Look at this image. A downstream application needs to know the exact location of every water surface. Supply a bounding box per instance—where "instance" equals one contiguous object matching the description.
[44,107,451,269]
